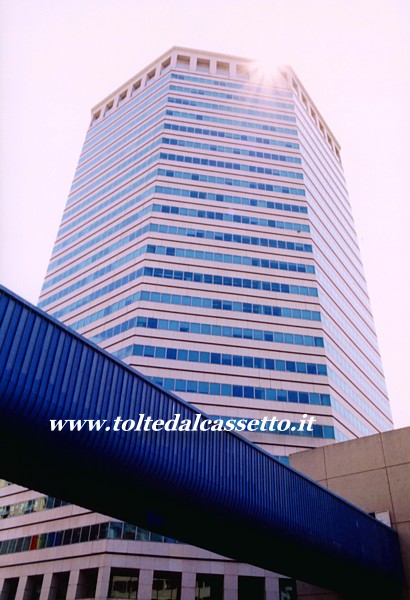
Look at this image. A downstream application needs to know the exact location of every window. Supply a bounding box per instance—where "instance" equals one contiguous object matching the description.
[161,58,171,73]
[109,569,139,599]
[301,93,308,108]
[123,523,137,539]
[117,91,127,107]
[292,79,299,94]
[91,111,100,126]
[49,572,69,600]
[238,576,264,600]
[279,578,298,600]
[195,574,223,600]
[104,101,114,116]
[176,55,190,69]
[108,522,123,539]
[152,571,181,600]
[2,578,19,600]
[132,80,141,95]
[310,107,316,121]
[146,69,156,85]
[196,59,210,73]
[24,575,43,600]
[216,61,229,75]
[77,569,98,599]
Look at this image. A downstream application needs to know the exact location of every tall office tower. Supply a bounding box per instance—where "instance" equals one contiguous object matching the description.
[1,48,393,600]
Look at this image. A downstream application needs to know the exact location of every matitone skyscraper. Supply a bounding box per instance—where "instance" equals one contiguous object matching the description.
[0,47,392,600]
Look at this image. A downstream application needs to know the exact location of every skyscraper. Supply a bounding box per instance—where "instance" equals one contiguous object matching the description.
[0,47,393,600]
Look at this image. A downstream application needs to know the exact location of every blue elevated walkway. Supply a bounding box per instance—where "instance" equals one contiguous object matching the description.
[0,286,403,598]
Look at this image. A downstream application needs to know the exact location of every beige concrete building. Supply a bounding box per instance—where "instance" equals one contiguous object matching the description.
[290,426,410,600]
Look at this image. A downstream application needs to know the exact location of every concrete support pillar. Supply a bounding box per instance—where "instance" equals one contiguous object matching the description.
[265,576,279,600]
[66,570,80,600]
[14,576,27,600]
[39,572,53,600]
[94,567,111,600]
[224,575,238,600]
[137,569,153,600]
[180,572,196,600]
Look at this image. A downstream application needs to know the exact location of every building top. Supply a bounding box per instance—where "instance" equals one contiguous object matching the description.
[90,46,341,158]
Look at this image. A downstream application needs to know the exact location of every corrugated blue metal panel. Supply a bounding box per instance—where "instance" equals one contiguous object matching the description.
[0,285,404,598]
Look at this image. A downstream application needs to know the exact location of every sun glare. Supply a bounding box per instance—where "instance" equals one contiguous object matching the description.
[252,58,281,84]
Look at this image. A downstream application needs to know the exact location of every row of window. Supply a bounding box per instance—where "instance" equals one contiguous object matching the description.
[62,163,157,227]
[61,172,308,247]
[70,148,305,225]
[171,71,293,98]
[45,224,153,290]
[138,288,320,317]
[40,242,147,306]
[152,223,312,251]
[51,264,318,322]
[155,183,307,210]
[154,202,310,230]
[0,568,284,600]
[65,151,164,220]
[145,244,315,272]
[82,73,176,154]
[159,151,303,179]
[84,68,295,170]
[157,166,306,196]
[70,289,320,333]
[169,82,294,110]
[162,135,302,163]
[69,129,163,200]
[168,96,297,125]
[82,90,297,185]
[0,495,69,520]
[76,116,163,182]
[163,122,300,149]
[40,241,315,308]
[58,183,158,241]
[330,395,372,437]
[150,365,373,440]
[44,220,314,291]
[49,201,311,273]
[0,521,178,556]
[328,367,389,432]
[115,343,328,376]
[62,158,306,243]
[50,204,154,270]
[166,107,297,137]
[90,314,324,348]
[56,182,308,256]
[75,128,303,212]
[325,332,388,417]
[151,376,331,406]
[78,104,301,193]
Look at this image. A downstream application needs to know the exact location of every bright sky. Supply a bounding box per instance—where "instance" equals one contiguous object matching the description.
[1,0,409,428]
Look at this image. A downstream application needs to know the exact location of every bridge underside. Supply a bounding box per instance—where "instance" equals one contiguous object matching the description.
[0,286,403,598]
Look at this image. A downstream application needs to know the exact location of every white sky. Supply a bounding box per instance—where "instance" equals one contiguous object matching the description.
[1,0,409,428]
